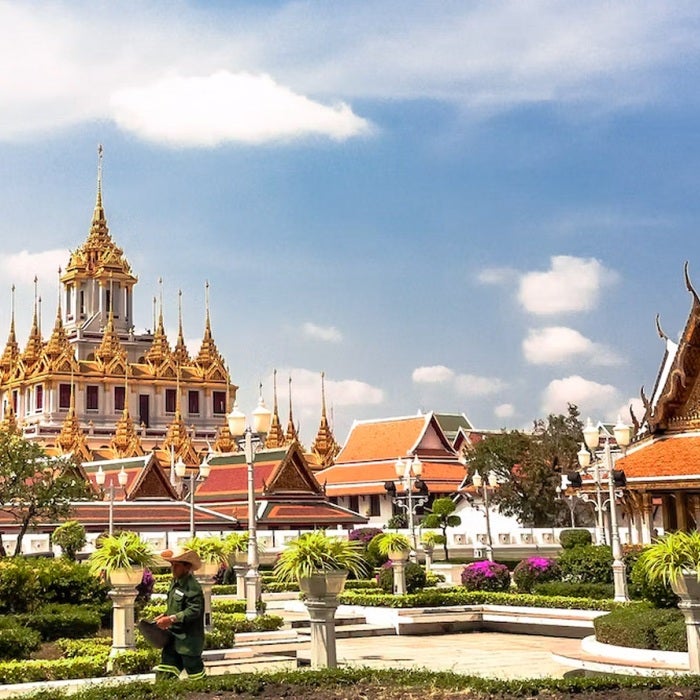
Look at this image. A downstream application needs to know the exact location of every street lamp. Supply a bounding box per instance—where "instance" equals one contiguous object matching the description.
[556,476,580,528]
[384,455,430,557]
[578,416,631,602]
[95,466,128,535]
[227,389,272,621]
[174,455,211,538]
[471,471,498,561]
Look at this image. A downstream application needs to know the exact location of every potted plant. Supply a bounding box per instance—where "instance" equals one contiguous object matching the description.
[375,532,412,561]
[421,531,445,553]
[184,536,228,576]
[639,530,700,597]
[224,532,251,566]
[274,531,368,597]
[88,531,157,586]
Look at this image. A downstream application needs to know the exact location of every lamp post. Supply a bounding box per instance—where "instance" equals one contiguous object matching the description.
[579,416,631,602]
[472,471,497,561]
[384,455,429,558]
[227,389,272,621]
[95,466,128,535]
[556,474,583,528]
[174,455,211,538]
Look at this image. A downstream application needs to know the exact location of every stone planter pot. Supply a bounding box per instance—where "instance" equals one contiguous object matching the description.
[671,571,700,599]
[389,549,409,562]
[199,561,221,577]
[230,551,248,566]
[299,570,349,599]
[109,567,144,587]
[670,571,700,673]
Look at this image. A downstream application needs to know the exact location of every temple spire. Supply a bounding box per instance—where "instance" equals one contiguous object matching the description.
[285,375,300,445]
[44,268,72,361]
[145,278,171,365]
[196,280,223,369]
[310,372,340,468]
[0,285,20,377]
[172,289,191,364]
[265,369,286,448]
[22,276,44,367]
[214,365,235,453]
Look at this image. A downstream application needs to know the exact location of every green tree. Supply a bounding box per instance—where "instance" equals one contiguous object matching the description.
[0,431,95,555]
[52,520,87,561]
[422,497,461,561]
[466,405,583,527]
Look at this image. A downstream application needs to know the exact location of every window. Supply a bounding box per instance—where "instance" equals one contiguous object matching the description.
[188,390,199,415]
[12,390,17,413]
[165,389,176,413]
[79,289,85,316]
[66,286,72,317]
[114,386,125,411]
[212,391,226,415]
[86,385,99,411]
[35,385,43,412]
[105,289,111,313]
[348,495,359,513]
[59,384,71,409]
[368,494,381,517]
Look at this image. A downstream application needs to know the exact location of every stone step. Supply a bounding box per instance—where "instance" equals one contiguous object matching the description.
[290,616,366,629]
[296,623,395,639]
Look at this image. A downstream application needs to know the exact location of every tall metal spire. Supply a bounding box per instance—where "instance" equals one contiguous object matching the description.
[172,289,191,364]
[285,375,300,446]
[265,369,285,448]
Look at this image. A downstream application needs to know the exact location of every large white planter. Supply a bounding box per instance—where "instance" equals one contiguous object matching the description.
[670,571,700,673]
[671,571,700,600]
[199,561,221,577]
[109,567,144,587]
[299,570,349,599]
[389,549,409,562]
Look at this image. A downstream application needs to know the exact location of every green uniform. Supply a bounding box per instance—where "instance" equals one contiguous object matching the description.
[154,572,205,680]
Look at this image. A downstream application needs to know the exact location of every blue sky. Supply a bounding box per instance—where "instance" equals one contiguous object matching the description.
[1,1,700,445]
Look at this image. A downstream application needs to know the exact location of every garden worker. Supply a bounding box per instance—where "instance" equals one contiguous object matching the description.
[153,547,205,681]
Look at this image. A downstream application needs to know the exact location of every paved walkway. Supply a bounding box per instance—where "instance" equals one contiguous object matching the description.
[311,632,582,678]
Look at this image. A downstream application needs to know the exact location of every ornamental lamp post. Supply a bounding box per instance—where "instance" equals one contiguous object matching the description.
[472,471,498,561]
[227,387,272,620]
[175,455,211,538]
[579,416,631,602]
[95,466,128,535]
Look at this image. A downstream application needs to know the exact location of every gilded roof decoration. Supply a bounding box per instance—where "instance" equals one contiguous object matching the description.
[265,370,286,449]
[145,309,171,366]
[285,375,300,447]
[110,408,145,459]
[21,302,44,370]
[172,290,191,365]
[213,421,235,454]
[0,320,20,380]
[94,312,127,368]
[195,283,224,372]
[0,403,18,434]
[43,303,72,362]
[56,403,93,463]
[310,372,340,468]
[162,409,198,465]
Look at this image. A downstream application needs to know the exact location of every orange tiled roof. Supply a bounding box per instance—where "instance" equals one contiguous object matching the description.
[618,435,700,480]
[335,416,428,463]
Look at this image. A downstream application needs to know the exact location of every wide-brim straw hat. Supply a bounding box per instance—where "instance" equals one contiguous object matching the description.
[160,547,202,571]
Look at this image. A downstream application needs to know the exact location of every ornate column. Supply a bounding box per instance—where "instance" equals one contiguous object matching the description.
[642,492,654,544]
[108,584,138,660]
[392,558,407,595]
[676,490,689,532]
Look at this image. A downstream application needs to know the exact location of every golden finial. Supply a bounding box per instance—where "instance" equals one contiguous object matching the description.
[158,277,164,325]
[152,295,157,332]
[70,365,75,412]
[37,295,42,335]
[96,144,104,210]
[204,280,211,329]
[10,284,15,332]
[273,369,278,412]
[321,371,327,418]
[56,267,62,318]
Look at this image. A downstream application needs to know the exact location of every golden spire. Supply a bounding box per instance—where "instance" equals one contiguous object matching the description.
[310,371,340,468]
[145,278,171,365]
[56,372,92,461]
[95,308,126,366]
[0,285,20,377]
[22,276,44,368]
[111,371,144,459]
[44,268,72,361]
[163,364,197,463]
[285,375,300,445]
[265,369,286,448]
[172,289,191,364]
[0,401,18,434]
[196,281,223,369]
[213,365,235,453]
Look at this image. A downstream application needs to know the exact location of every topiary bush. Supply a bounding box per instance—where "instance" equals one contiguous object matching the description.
[512,556,560,593]
[594,605,685,651]
[628,553,679,608]
[0,558,38,613]
[52,521,86,561]
[0,626,42,660]
[377,561,427,594]
[559,529,592,549]
[15,604,102,641]
[366,535,389,569]
[460,560,511,592]
[558,544,612,584]
[34,559,109,606]
[532,581,613,599]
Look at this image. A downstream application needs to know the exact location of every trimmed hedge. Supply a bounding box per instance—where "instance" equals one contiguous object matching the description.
[0,654,107,684]
[594,606,685,651]
[377,562,427,594]
[532,581,614,600]
[0,626,42,661]
[559,529,592,549]
[557,545,613,584]
[13,604,101,641]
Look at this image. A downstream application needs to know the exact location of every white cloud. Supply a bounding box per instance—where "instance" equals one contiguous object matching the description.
[541,375,619,416]
[111,72,371,147]
[454,373,507,397]
[412,365,455,384]
[616,397,645,426]
[518,256,618,315]
[0,249,69,285]
[494,403,515,418]
[523,326,623,366]
[301,322,343,344]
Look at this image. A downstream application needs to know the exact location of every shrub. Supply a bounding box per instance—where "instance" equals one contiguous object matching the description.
[425,571,445,587]
[594,606,684,651]
[0,558,38,613]
[377,562,427,593]
[15,604,101,641]
[135,568,155,607]
[460,560,511,592]
[55,637,111,658]
[559,529,592,549]
[349,528,384,545]
[34,559,109,606]
[558,545,612,584]
[52,521,86,561]
[629,552,678,608]
[532,581,613,599]
[512,557,560,593]
[366,535,389,569]
[0,655,107,684]
[0,626,41,660]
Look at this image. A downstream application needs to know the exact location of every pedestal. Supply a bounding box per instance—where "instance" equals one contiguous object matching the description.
[233,565,246,599]
[304,596,340,668]
[392,559,407,595]
[195,573,215,632]
[423,547,434,572]
[672,573,700,672]
[108,584,139,659]
[245,567,261,620]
